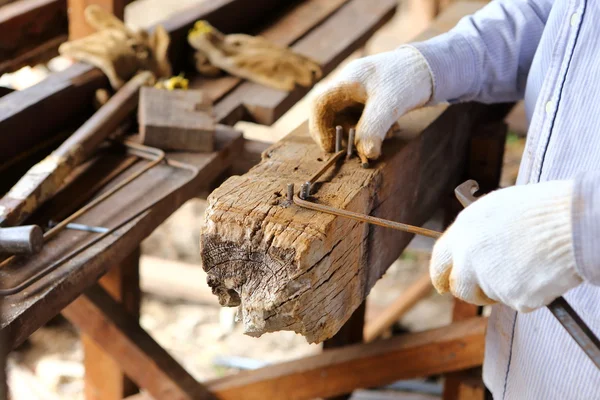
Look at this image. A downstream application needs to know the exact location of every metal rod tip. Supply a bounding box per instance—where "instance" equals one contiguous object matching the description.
[347,128,356,158]
[286,183,294,201]
[335,126,343,153]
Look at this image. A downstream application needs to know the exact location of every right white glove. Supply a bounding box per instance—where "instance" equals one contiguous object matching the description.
[308,46,434,160]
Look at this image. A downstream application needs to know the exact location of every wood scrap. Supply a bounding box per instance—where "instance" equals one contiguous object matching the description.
[199,102,512,343]
[138,87,215,152]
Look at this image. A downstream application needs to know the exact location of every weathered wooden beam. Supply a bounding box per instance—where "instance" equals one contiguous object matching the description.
[81,248,140,400]
[215,0,398,125]
[63,284,214,400]
[0,0,286,163]
[126,317,487,400]
[200,101,512,343]
[0,0,67,73]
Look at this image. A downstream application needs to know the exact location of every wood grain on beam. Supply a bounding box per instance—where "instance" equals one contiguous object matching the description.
[200,101,511,343]
[215,0,397,125]
[63,284,214,400]
[0,0,67,72]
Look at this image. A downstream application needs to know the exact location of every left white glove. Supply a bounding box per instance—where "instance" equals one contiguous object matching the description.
[430,180,583,313]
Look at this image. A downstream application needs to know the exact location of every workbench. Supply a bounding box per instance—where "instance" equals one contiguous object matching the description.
[0,1,506,399]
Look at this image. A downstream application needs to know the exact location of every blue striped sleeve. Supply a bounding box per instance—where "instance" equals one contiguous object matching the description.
[573,172,600,285]
[411,0,552,104]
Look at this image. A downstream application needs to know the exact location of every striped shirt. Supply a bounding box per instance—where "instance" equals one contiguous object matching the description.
[411,1,600,398]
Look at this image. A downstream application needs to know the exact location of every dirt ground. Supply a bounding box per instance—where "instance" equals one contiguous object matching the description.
[5,0,527,398]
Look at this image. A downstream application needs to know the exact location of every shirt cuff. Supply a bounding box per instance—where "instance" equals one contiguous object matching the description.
[572,172,600,285]
[410,31,481,104]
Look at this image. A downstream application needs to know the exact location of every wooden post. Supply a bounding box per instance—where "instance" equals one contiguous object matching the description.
[82,248,140,400]
[68,0,129,40]
[322,302,366,400]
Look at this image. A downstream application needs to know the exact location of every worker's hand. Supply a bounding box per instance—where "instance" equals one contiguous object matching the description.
[430,180,583,313]
[59,5,171,89]
[308,46,433,160]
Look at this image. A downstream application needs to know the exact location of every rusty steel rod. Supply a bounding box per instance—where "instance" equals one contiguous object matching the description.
[293,195,441,239]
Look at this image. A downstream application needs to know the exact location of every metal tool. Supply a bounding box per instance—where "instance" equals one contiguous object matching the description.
[287,126,600,369]
[0,225,44,255]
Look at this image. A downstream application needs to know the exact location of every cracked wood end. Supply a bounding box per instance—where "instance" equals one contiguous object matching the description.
[200,102,508,343]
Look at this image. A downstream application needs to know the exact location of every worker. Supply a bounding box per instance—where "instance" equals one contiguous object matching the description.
[309,1,600,399]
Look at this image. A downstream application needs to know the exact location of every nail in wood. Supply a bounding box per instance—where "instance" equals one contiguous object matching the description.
[287,183,295,201]
[335,126,343,152]
[347,128,355,158]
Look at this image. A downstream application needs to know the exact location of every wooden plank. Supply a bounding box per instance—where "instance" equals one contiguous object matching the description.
[125,318,487,400]
[63,283,214,400]
[200,101,512,343]
[67,0,128,40]
[1,126,243,349]
[139,87,215,152]
[0,0,67,73]
[0,0,285,163]
[215,0,397,125]
[82,247,140,400]
[364,273,433,342]
[207,317,487,400]
[192,0,350,103]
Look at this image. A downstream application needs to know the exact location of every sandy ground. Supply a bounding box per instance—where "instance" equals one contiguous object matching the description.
[5,0,527,398]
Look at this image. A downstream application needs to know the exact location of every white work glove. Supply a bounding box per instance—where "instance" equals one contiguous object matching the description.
[430,180,583,313]
[309,46,433,160]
